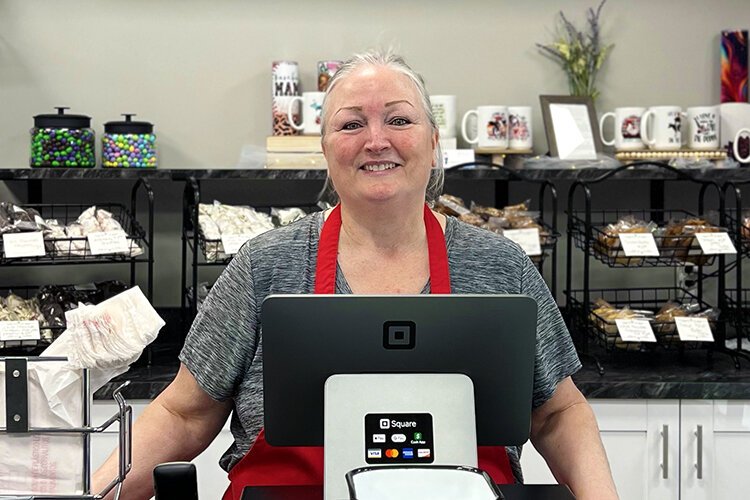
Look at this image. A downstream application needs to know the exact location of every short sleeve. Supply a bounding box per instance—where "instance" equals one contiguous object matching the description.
[178,245,260,401]
[521,256,581,409]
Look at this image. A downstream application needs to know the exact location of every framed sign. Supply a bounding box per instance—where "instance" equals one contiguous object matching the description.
[540,95,603,160]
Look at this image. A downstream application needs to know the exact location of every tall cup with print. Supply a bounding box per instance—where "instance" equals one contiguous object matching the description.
[508,106,533,150]
[686,106,720,150]
[287,92,325,135]
[430,95,457,139]
[598,107,646,150]
[719,103,750,160]
[640,106,686,150]
[461,106,509,149]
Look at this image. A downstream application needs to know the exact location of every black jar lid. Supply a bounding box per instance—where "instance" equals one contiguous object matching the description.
[104,114,154,134]
[33,107,92,128]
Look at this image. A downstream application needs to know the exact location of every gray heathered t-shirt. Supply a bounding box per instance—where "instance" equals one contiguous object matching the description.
[179,211,581,483]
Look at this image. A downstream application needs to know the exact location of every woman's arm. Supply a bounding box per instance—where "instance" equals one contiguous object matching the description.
[92,364,233,500]
[530,377,618,500]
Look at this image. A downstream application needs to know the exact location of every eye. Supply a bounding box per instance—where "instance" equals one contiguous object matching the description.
[341,121,362,131]
[389,117,411,126]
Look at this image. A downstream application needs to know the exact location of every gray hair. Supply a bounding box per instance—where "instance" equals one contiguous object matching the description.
[319,48,444,203]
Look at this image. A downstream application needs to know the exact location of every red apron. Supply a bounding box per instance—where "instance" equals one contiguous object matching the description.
[222,204,514,499]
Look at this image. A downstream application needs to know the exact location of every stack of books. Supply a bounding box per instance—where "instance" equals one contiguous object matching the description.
[266,136,326,169]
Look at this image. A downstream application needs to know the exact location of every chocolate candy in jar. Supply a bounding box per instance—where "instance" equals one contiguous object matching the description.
[30,107,96,167]
[102,114,157,168]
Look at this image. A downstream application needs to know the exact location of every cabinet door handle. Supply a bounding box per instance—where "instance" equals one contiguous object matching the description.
[661,424,669,479]
[695,424,703,480]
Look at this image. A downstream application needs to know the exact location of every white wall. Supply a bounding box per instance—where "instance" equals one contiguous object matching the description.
[0,0,747,167]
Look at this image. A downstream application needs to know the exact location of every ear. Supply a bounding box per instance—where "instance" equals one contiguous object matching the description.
[431,129,439,168]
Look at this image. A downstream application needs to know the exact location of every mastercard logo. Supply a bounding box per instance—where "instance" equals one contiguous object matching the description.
[385,449,399,458]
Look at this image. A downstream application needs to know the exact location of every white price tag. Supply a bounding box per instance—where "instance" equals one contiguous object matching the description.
[0,320,41,342]
[221,234,253,255]
[442,149,476,169]
[615,318,657,343]
[503,228,542,256]
[87,231,129,255]
[674,317,714,342]
[695,232,736,255]
[2,232,45,258]
[618,233,659,257]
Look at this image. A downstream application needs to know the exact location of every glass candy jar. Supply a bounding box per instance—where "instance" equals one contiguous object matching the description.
[30,107,95,167]
[102,114,157,168]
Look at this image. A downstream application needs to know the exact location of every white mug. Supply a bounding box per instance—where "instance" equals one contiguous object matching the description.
[461,106,509,149]
[641,106,686,150]
[733,128,750,163]
[287,91,325,135]
[687,106,720,150]
[430,95,457,139]
[599,107,646,150]
[508,106,533,150]
[720,102,750,158]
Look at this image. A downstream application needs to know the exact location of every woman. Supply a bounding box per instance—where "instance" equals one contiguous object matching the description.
[93,50,618,500]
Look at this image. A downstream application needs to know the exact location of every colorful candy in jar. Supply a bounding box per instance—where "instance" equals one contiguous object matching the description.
[102,114,157,168]
[30,107,96,167]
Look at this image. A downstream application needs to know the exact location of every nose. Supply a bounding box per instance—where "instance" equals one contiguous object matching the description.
[364,122,391,154]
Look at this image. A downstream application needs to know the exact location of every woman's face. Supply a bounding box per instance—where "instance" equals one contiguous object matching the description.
[322,65,438,207]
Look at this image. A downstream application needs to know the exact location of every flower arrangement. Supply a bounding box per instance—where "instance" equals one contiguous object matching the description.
[537,0,614,100]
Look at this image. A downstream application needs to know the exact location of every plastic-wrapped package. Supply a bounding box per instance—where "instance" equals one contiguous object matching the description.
[0,202,42,233]
[594,215,657,265]
[271,207,307,226]
[198,201,275,262]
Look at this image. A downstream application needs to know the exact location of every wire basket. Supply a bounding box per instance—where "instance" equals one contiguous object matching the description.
[569,209,724,267]
[0,204,147,265]
[567,287,718,352]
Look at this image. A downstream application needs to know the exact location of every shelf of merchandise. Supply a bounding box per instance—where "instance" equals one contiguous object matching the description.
[564,162,744,375]
[0,177,154,356]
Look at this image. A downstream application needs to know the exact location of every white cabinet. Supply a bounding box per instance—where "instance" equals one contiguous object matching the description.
[520,399,750,500]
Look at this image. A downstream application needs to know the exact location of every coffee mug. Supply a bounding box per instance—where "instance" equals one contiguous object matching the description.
[287,92,325,135]
[733,128,750,163]
[461,106,509,148]
[508,106,533,150]
[720,102,750,159]
[430,95,457,139]
[599,107,646,150]
[641,106,686,150]
[687,106,720,150]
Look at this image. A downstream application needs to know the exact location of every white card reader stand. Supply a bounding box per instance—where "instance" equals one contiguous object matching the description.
[324,373,479,500]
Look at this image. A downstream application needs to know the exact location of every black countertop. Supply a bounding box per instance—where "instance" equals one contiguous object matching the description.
[94,348,750,402]
[3,164,750,183]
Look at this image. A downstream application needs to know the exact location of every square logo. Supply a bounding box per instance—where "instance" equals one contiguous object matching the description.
[373,434,386,443]
[418,448,431,458]
[367,448,382,459]
[383,321,416,349]
[403,448,414,459]
[379,418,390,429]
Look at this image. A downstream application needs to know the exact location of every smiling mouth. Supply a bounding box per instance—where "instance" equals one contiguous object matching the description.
[360,162,400,172]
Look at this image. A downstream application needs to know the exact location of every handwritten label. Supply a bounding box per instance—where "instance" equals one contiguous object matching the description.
[0,321,41,342]
[504,228,542,256]
[615,318,657,343]
[221,234,253,255]
[87,231,129,255]
[2,232,45,259]
[675,317,714,342]
[618,233,659,257]
[695,232,737,255]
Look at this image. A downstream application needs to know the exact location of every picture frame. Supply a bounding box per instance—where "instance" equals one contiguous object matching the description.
[539,95,603,160]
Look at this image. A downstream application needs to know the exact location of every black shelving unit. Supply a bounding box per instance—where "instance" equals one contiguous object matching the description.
[450,162,560,297]
[722,180,750,359]
[565,162,742,374]
[0,177,154,355]
[180,175,324,329]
